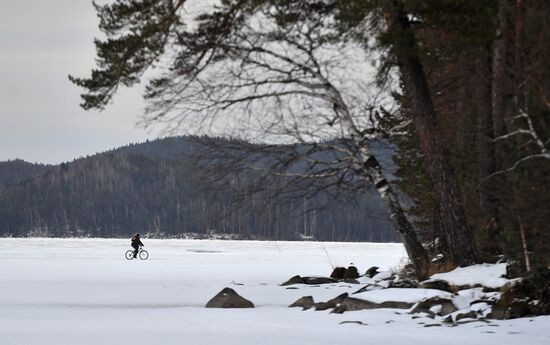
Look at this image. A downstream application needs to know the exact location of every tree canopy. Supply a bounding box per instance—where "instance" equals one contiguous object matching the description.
[72,0,550,276]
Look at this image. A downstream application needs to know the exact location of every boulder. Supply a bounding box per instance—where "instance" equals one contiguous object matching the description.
[314,302,334,311]
[205,287,254,308]
[420,279,454,292]
[332,297,379,314]
[365,266,380,278]
[410,297,457,316]
[389,279,419,289]
[342,278,360,284]
[281,275,337,286]
[315,293,349,311]
[328,293,350,305]
[443,310,481,325]
[481,286,500,293]
[331,297,413,314]
[455,310,478,321]
[330,267,347,280]
[281,275,306,286]
[289,296,315,310]
[378,301,415,309]
[343,266,360,279]
[303,276,337,285]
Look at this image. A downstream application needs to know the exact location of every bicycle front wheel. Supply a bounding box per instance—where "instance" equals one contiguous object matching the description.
[125,250,135,260]
[139,250,149,260]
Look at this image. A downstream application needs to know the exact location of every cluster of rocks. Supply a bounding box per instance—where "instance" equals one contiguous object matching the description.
[283,264,550,325]
[289,292,414,314]
[330,266,360,281]
[284,265,422,314]
[202,265,549,325]
[281,265,368,287]
[491,268,550,319]
[408,295,496,326]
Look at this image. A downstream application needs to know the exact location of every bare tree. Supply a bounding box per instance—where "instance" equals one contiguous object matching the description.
[71,1,436,277]
[134,3,430,277]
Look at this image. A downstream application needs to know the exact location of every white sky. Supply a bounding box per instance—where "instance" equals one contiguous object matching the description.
[0,0,156,164]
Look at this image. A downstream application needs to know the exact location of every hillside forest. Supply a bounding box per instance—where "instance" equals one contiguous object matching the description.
[0,137,399,242]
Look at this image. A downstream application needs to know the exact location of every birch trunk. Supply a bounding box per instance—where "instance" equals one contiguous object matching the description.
[361,152,431,279]
[325,84,430,279]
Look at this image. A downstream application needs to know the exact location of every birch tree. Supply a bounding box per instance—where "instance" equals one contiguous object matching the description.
[71,0,432,277]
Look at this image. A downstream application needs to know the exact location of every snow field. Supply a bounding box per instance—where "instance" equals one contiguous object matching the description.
[0,238,548,345]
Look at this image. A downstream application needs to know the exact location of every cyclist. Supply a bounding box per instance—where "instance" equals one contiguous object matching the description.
[131,233,144,258]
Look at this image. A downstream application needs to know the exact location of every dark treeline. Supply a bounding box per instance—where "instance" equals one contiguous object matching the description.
[0,136,398,242]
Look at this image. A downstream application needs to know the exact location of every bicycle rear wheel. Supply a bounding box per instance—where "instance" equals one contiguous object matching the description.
[125,250,135,260]
[139,250,149,260]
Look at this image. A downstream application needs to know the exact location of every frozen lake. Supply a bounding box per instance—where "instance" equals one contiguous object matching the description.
[0,238,548,345]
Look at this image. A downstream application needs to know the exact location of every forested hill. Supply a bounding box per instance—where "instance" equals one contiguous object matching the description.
[113,136,201,160]
[0,159,52,185]
[0,136,399,242]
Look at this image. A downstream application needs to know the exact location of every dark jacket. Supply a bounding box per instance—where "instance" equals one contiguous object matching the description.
[131,236,144,248]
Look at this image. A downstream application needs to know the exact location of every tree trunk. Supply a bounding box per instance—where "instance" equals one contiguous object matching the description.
[477,48,501,255]
[492,0,516,164]
[362,151,430,279]
[327,83,430,279]
[386,1,479,266]
[485,0,516,252]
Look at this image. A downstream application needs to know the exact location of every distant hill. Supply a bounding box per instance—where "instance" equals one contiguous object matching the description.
[0,159,52,185]
[0,136,399,241]
[113,136,201,160]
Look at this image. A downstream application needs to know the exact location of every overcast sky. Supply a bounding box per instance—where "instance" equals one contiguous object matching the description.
[0,0,156,164]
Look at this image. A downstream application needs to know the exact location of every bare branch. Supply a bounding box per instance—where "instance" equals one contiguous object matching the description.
[483,110,549,181]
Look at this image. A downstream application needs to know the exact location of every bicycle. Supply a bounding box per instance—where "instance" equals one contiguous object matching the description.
[125,246,149,260]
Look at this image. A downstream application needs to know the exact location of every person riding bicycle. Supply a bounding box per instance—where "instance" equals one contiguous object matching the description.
[131,234,144,258]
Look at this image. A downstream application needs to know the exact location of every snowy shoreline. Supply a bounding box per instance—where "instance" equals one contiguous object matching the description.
[1,238,548,345]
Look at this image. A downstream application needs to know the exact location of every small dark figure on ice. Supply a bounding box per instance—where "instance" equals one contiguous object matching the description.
[131,234,144,258]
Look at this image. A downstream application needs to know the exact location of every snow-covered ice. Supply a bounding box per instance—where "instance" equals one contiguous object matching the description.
[0,238,548,345]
